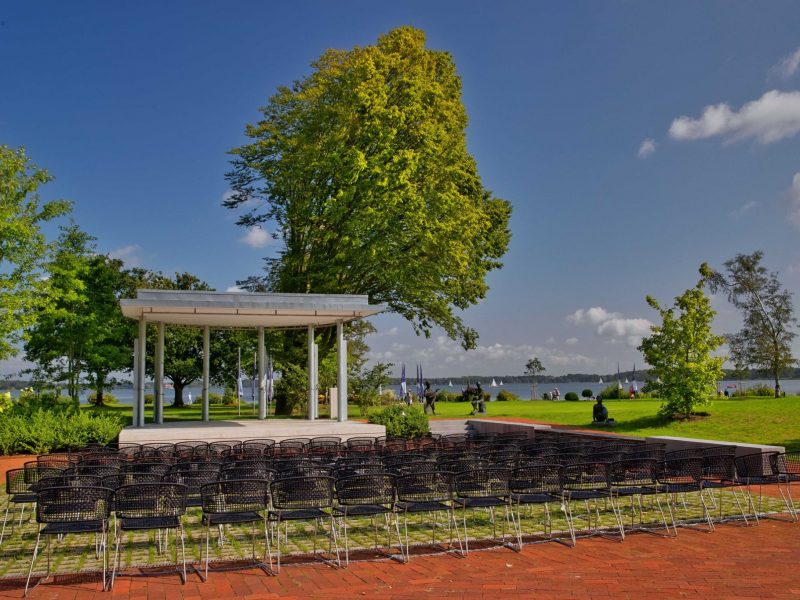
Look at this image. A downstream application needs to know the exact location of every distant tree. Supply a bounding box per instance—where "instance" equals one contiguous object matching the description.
[225,26,511,351]
[0,145,71,360]
[525,357,545,398]
[639,280,725,419]
[701,253,797,397]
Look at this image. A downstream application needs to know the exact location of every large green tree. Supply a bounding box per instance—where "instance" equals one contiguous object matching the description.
[701,253,797,397]
[0,145,71,359]
[225,26,511,350]
[639,281,725,419]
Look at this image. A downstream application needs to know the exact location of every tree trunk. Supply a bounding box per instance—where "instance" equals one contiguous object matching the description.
[172,381,185,408]
[774,372,781,398]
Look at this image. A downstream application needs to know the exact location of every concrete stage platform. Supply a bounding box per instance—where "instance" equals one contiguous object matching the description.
[118,419,385,445]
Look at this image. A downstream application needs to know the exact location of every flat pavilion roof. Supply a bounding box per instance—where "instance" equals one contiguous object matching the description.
[120,290,385,328]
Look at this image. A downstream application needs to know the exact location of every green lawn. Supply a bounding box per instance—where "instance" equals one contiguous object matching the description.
[432,396,800,451]
[86,395,800,451]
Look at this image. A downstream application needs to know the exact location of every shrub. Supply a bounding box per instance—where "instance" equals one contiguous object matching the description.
[222,388,240,406]
[597,384,623,400]
[144,393,154,405]
[87,392,118,405]
[379,389,398,404]
[367,405,429,438]
[356,390,381,417]
[0,391,12,413]
[208,392,224,405]
[435,391,461,402]
[581,389,593,399]
[564,392,579,401]
[732,384,774,397]
[0,404,125,455]
[496,389,519,402]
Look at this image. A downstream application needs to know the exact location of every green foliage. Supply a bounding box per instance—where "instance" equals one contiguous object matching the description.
[89,392,118,405]
[367,404,429,439]
[226,26,511,350]
[351,361,393,416]
[436,391,463,402]
[0,403,124,455]
[581,389,593,398]
[496,389,519,401]
[564,391,579,401]
[639,280,725,419]
[273,363,308,416]
[222,388,240,406]
[702,253,798,397]
[597,385,623,400]
[732,384,774,397]
[144,393,154,405]
[208,392,224,405]
[0,145,72,360]
[525,358,545,380]
[0,391,12,413]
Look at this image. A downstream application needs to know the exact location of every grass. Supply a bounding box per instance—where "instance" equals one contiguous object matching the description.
[83,395,800,452]
[431,396,800,451]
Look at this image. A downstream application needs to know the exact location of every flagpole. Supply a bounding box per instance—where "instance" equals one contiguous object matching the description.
[237,347,241,417]
[252,351,257,414]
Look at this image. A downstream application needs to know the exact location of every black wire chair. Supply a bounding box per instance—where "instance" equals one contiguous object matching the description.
[162,468,220,508]
[438,458,490,474]
[508,463,573,548]
[607,458,674,539]
[453,468,512,555]
[24,486,113,596]
[102,472,164,490]
[268,476,340,573]
[770,451,799,521]
[344,437,376,452]
[199,479,271,580]
[122,462,172,477]
[1,468,38,545]
[219,465,276,482]
[334,473,401,565]
[109,482,189,589]
[32,474,104,492]
[394,471,462,562]
[65,465,122,479]
[700,451,750,525]
[561,462,613,540]
[735,451,788,523]
[660,456,712,532]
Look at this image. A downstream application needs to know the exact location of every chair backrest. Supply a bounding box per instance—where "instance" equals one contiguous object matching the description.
[162,469,220,496]
[562,462,611,492]
[32,457,74,471]
[201,479,269,514]
[336,473,395,506]
[660,457,703,485]
[36,486,112,524]
[219,465,276,482]
[510,464,562,495]
[79,454,124,467]
[696,445,736,458]
[735,452,777,479]
[135,445,175,460]
[333,463,385,479]
[103,472,164,489]
[66,465,121,479]
[276,465,332,480]
[270,476,335,510]
[771,451,800,476]
[608,458,657,487]
[438,458,490,474]
[5,468,29,495]
[122,462,171,476]
[33,474,103,492]
[24,464,67,486]
[454,468,510,499]
[701,453,737,482]
[114,482,188,518]
[169,461,222,473]
[345,437,376,450]
[395,471,453,503]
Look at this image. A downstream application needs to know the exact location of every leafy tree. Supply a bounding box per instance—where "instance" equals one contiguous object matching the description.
[701,253,797,397]
[0,145,71,359]
[225,26,511,351]
[639,281,725,419]
[525,357,545,398]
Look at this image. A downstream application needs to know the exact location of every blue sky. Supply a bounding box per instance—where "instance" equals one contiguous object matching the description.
[2,1,800,377]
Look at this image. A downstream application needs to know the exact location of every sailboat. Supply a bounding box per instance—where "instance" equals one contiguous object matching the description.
[598,378,603,384]
[499,380,504,386]
[624,378,629,384]
[448,380,453,387]
[491,378,498,387]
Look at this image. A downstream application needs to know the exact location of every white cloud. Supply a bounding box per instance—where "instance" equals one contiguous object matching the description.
[240,226,271,248]
[565,337,579,346]
[637,138,656,158]
[225,285,244,293]
[108,244,143,267]
[568,306,652,347]
[668,90,800,145]
[730,200,759,219]
[789,172,800,230]
[770,47,800,81]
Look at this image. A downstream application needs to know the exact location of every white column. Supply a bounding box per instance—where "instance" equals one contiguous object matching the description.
[307,325,315,420]
[336,320,347,422]
[202,325,210,422]
[137,317,146,427]
[155,322,165,424]
[312,342,319,419]
[132,338,140,428]
[257,326,266,420]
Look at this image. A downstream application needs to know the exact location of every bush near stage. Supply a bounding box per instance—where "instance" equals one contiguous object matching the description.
[496,389,519,401]
[367,404,429,438]
[582,389,593,399]
[564,392,579,401]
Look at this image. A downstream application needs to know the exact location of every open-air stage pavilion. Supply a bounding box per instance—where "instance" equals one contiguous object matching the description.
[118,290,387,444]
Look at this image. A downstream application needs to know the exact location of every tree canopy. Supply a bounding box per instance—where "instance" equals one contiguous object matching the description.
[225,26,511,350]
[639,281,725,418]
[701,253,797,397]
[0,145,71,359]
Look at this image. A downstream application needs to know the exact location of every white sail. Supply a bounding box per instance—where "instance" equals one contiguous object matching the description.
[491,378,498,387]
[624,378,628,384]
[499,380,504,386]
[448,380,453,387]
[599,378,603,384]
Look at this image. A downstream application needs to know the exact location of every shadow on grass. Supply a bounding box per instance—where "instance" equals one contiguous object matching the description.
[583,413,672,435]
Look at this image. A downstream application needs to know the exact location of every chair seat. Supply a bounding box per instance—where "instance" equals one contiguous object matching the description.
[334,504,392,517]
[42,520,105,535]
[664,483,702,494]
[511,492,560,505]
[186,497,203,508]
[454,496,508,509]
[119,516,181,530]
[11,493,37,504]
[203,511,263,526]
[741,476,779,485]
[396,500,451,513]
[613,485,660,496]
[564,490,608,500]
[779,474,800,483]
[703,480,740,489]
[269,507,329,521]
